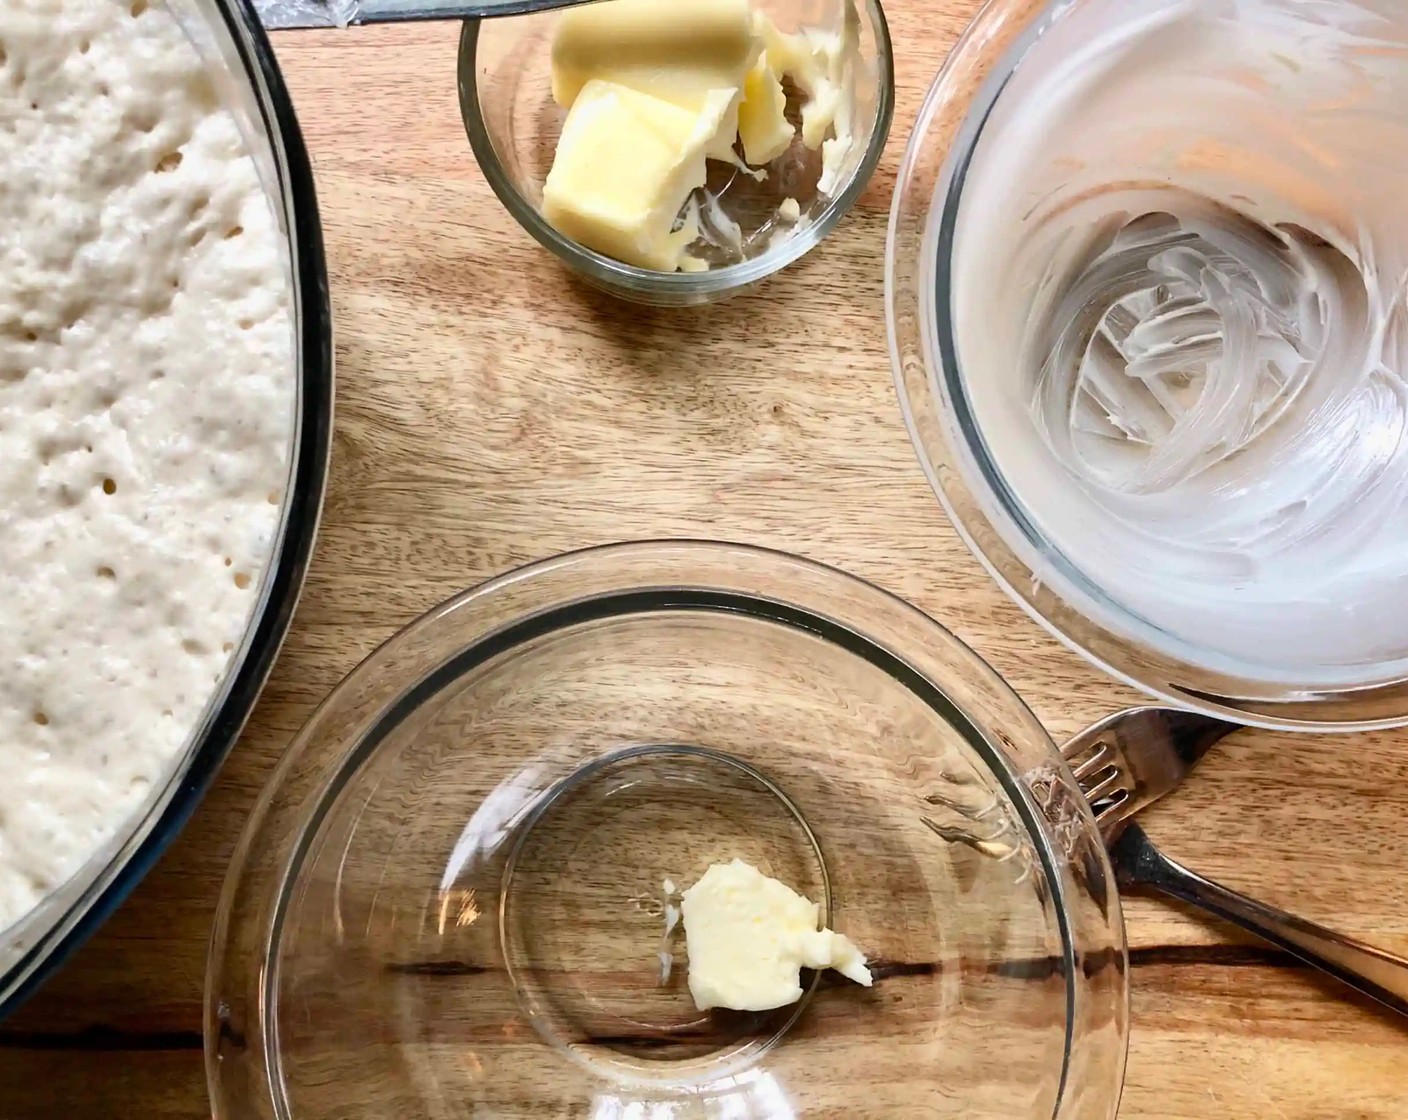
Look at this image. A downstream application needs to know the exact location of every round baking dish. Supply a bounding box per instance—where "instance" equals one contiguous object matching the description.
[0,0,333,1017]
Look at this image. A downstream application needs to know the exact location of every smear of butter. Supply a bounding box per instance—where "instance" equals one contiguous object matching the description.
[659,878,682,984]
[761,3,863,195]
[738,49,795,165]
[680,858,872,1012]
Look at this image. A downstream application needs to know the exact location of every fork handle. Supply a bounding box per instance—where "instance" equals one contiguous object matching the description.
[1121,832,1408,1018]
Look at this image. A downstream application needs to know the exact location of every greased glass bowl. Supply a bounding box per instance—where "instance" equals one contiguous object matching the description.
[457,0,894,306]
[886,0,1408,730]
[207,541,1126,1120]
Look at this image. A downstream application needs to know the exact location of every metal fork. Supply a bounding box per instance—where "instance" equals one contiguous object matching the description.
[1060,706,1236,832]
[1063,707,1408,1018]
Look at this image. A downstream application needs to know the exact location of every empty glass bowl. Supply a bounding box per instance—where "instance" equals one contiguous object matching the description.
[457,0,894,305]
[207,541,1126,1120]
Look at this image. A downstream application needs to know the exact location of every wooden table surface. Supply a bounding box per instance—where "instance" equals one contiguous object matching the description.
[3,6,1408,1118]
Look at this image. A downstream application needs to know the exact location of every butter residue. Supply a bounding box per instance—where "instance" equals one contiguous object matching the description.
[544,0,859,272]
[658,877,682,984]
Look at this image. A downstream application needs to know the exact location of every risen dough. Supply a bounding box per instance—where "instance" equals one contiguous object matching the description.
[0,0,293,931]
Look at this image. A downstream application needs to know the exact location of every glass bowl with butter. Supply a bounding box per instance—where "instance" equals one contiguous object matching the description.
[207,541,1127,1120]
[458,0,893,304]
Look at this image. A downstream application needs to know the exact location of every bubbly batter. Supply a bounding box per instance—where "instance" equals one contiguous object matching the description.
[950,0,1408,681]
[0,0,293,933]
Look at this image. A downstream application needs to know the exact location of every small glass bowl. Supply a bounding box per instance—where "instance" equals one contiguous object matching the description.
[207,541,1126,1120]
[457,0,894,305]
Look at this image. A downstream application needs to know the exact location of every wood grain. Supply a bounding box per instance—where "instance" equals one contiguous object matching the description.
[3,6,1408,1118]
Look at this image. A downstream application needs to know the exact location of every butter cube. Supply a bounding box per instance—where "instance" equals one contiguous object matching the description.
[542,81,734,271]
[680,858,872,1012]
[552,0,758,110]
[738,50,795,165]
[551,0,758,161]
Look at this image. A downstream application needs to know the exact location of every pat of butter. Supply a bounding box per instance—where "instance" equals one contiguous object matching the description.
[680,858,872,1012]
[551,0,758,161]
[542,81,734,271]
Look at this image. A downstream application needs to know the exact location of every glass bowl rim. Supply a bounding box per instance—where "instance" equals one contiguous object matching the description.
[206,538,1128,1120]
[455,2,897,296]
[884,0,1408,732]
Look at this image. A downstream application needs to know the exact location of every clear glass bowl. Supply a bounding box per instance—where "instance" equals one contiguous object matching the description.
[457,0,894,305]
[207,541,1126,1120]
[886,0,1408,730]
[0,0,332,1017]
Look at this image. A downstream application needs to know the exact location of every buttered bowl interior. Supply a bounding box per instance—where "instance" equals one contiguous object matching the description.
[888,0,1408,729]
[457,0,893,305]
[207,542,1127,1120]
